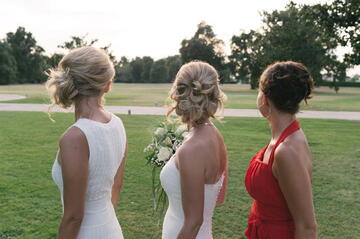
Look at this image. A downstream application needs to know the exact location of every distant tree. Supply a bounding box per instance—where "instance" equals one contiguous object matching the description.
[150,59,168,83]
[47,53,64,68]
[165,55,182,82]
[0,41,17,85]
[130,57,144,82]
[117,56,130,67]
[351,74,360,82]
[5,26,47,83]
[141,56,154,83]
[180,21,230,82]
[58,35,98,50]
[115,57,133,83]
[113,56,154,83]
[325,60,347,92]
[58,35,117,65]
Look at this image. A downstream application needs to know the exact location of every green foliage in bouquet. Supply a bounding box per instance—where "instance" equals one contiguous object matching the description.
[144,120,189,220]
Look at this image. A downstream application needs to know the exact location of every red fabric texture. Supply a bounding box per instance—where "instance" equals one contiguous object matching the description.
[244,120,301,239]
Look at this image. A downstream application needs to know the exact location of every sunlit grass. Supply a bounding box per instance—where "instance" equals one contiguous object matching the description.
[0,112,359,238]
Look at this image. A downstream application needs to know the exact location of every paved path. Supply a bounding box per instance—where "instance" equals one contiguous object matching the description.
[0,94,26,101]
[0,103,359,121]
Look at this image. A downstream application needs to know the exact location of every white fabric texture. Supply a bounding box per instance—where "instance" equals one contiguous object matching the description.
[160,156,224,239]
[52,113,126,239]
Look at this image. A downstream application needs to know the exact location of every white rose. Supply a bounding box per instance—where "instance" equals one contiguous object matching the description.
[144,144,155,153]
[157,147,172,162]
[175,124,187,137]
[164,136,172,146]
[155,127,167,138]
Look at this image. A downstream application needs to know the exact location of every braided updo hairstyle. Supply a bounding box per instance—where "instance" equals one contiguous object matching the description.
[45,46,115,109]
[259,61,314,114]
[168,61,227,126]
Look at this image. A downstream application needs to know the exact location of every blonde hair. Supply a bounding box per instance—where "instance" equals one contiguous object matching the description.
[168,61,227,126]
[45,46,115,109]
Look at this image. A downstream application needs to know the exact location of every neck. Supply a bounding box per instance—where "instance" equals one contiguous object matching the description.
[189,118,211,131]
[74,96,103,121]
[268,112,296,140]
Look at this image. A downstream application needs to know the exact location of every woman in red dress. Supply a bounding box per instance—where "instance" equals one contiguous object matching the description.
[245,61,317,239]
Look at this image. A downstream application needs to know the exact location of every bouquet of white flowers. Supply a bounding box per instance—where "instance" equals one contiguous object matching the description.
[145,121,188,166]
[144,120,189,219]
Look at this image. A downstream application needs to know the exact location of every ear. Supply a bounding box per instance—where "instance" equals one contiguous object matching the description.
[103,80,112,93]
[263,94,269,106]
[258,91,268,106]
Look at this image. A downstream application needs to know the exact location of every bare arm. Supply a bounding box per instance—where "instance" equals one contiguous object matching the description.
[273,144,317,239]
[111,143,128,208]
[177,146,206,239]
[58,127,89,239]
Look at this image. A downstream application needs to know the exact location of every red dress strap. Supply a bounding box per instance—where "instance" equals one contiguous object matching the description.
[268,120,301,165]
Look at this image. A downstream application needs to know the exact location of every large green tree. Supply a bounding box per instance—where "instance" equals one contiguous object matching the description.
[5,27,47,83]
[0,41,17,85]
[312,0,360,65]
[229,30,264,89]
[230,2,339,89]
[180,22,230,82]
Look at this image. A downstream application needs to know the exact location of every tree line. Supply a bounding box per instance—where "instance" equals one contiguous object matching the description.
[0,0,359,89]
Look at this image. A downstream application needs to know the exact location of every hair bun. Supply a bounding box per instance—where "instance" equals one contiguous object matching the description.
[45,46,115,109]
[260,61,314,114]
[168,61,227,126]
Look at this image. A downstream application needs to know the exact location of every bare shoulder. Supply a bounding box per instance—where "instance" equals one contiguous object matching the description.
[59,127,88,164]
[274,133,310,171]
[177,138,208,167]
[274,142,299,165]
[60,126,87,147]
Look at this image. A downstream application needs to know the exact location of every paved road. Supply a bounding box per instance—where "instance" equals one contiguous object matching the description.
[0,94,26,101]
[0,103,359,121]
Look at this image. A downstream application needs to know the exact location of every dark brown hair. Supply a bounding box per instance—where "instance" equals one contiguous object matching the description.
[259,61,314,114]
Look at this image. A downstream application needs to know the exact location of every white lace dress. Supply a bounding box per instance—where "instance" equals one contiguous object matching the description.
[52,114,126,239]
[160,156,224,239]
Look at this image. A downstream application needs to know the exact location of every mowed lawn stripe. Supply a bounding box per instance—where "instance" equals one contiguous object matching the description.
[0,112,359,238]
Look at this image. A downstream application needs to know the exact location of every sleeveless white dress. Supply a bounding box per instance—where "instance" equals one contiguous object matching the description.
[160,156,224,239]
[52,113,126,239]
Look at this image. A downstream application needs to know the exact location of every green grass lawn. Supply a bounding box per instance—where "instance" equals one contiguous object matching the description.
[0,112,359,239]
[1,83,360,111]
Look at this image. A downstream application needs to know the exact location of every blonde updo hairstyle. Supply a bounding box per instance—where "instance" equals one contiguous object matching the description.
[46,46,115,109]
[168,61,227,126]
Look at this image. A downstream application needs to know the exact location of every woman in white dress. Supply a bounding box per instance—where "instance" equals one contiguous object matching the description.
[46,46,127,239]
[160,61,228,239]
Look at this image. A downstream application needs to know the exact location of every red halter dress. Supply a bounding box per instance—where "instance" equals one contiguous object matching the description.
[244,120,300,238]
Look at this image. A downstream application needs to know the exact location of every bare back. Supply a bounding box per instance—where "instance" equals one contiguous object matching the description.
[175,125,227,184]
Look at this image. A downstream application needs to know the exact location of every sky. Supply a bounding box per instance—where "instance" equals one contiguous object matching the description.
[0,0,358,75]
